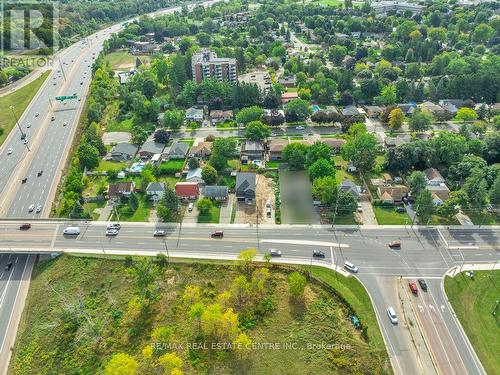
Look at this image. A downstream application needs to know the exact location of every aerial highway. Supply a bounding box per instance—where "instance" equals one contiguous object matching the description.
[1,220,497,374]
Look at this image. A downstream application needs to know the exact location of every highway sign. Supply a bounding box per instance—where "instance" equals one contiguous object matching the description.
[55,95,77,101]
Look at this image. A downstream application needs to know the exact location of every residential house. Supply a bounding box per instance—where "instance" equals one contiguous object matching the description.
[145,182,166,201]
[365,105,385,118]
[110,142,138,162]
[108,181,135,199]
[190,142,212,159]
[342,105,362,117]
[397,103,416,116]
[423,168,445,186]
[267,139,289,161]
[322,138,346,154]
[372,1,424,15]
[382,173,393,184]
[117,70,135,85]
[235,172,256,204]
[186,168,204,183]
[325,105,338,113]
[139,140,165,160]
[241,141,265,164]
[185,107,204,122]
[427,185,450,205]
[339,179,361,199]
[203,185,229,201]
[150,153,163,166]
[377,185,408,204]
[281,92,299,103]
[420,101,445,116]
[347,162,357,173]
[168,141,189,159]
[439,99,472,115]
[210,109,233,124]
[278,76,296,88]
[175,182,199,200]
[384,134,411,148]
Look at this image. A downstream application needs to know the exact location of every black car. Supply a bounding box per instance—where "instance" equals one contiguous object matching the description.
[5,262,12,271]
[19,223,31,230]
[313,250,325,258]
[22,177,27,184]
[418,279,428,291]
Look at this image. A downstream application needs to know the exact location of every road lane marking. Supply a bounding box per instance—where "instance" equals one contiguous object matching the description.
[261,239,349,247]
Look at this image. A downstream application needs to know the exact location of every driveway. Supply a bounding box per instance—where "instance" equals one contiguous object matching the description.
[182,201,198,224]
[102,131,132,145]
[358,201,377,225]
[219,194,234,224]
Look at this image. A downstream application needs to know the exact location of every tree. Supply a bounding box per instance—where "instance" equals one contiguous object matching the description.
[284,99,311,122]
[472,24,494,44]
[157,187,179,221]
[378,85,397,106]
[489,175,500,205]
[236,106,264,125]
[455,108,478,123]
[415,190,434,224]
[341,132,378,172]
[312,175,338,204]
[336,191,358,216]
[188,157,199,170]
[202,165,217,184]
[158,352,183,374]
[77,143,100,170]
[432,132,468,167]
[163,108,185,129]
[234,333,252,360]
[244,121,271,141]
[197,197,213,214]
[236,248,257,273]
[388,108,404,130]
[407,171,427,197]
[288,272,307,300]
[104,353,138,375]
[154,129,171,143]
[282,142,309,170]
[409,110,432,132]
[463,168,488,208]
[306,141,331,167]
[308,158,335,181]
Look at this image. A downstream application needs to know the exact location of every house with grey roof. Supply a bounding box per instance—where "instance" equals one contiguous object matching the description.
[203,185,229,201]
[397,103,416,115]
[185,107,204,122]
[110,142,138,161]
[339,180,361,199]
[342,105,362,117]
[145,182,167,201]
[186,168,204,183]
[236,172,256,204]
[241,140,265,163]
[139,140,165,160]
[168,141,189,159]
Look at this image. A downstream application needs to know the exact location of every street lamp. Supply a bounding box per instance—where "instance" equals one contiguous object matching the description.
[9,105,25,138]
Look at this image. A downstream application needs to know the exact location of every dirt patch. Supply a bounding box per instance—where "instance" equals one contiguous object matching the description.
[235,174,275,224]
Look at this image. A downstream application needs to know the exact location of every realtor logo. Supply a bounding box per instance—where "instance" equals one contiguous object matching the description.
[1,1,59,53]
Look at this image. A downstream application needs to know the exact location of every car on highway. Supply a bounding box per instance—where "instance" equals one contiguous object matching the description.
[211,230,224,238]
[107,223,121,230]
[21,133,26,140]
[23,138,28,144]
[63,227,80,235]
[388,240,401,248]
[387,307,398,324]
[313,250,325,258]
[153,229,166,237]
[408,281,418,295]
[22,177,27,184]
[28,204,35,212]
[295,126,305,130]
[105,229,119,236]
[19,223,31,230]
[63,121,68,126]
[344,261,358,273]
[5,262,12,271]
[7,147,13,155]
[35,112,39,117]
[51,116,55,121]
[418,279,428,291]
[269,248,282,257]
[26,123,31,128]
[35,204,42,213]
[37,170,43,176]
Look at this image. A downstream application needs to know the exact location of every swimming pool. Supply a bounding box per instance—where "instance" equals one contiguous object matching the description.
[311,104,320,112]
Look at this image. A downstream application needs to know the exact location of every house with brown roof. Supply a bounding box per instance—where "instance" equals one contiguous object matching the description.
[108,181,135,199]
[321,138,346,153]
[365,105,385,118]
[210,110,234,124]
[267,139,289,161]
[281,92,299,103]
[190,142,212,159]
[420,101,445,116]
[423,168,445,186]
[377,185,408,204]
[175,182,199,200]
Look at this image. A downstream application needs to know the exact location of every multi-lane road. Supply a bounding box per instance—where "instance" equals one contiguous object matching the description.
[1,221,498,374]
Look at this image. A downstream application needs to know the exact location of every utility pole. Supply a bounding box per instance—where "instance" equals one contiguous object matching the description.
[9,105,30,151]
[411,203,418,229]
[256,204,260,251]
[163,240,170,263]
[59,59,67,81]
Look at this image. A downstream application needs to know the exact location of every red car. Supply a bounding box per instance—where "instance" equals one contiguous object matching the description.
[211,230,223,238]
[388,240,401,248]
[409,281,418,295]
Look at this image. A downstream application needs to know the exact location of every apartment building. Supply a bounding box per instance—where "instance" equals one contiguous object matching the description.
[191,50,238,84]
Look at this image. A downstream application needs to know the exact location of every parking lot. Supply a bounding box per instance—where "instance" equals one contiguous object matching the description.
[239,70,271,92]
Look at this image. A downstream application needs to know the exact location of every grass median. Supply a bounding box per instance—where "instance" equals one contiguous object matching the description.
[0,71,50,147]
[444,271,500,374]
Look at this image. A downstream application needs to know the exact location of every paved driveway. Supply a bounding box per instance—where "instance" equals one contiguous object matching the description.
[182,202,198,224]
[219,194,234,224]
[359,201,377,225]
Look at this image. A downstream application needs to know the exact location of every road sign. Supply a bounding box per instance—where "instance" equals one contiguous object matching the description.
[55,95,77,101]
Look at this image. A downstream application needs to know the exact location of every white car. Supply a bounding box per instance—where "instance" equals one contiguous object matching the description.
[357,204,363,213]
[35,204,42,213]
[106,223,121,230]
[269,248,282,257]
[35,112,39,117]
[26,123,31,128]
[344,261,358,273]
[28,204,35,212]
[23,139,28,144]
[153,229,166,237]
[105,229,119,236]
[63,121,68,126]
[188,203,194,212]
[7,147,13,155]
[387,307,398,324]
[295,126,305,130]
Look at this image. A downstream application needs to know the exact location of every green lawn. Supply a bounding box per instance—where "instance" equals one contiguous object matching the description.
[465,210,500,225]
[333,213,358,225]
[118,195,152,222]
[0,71,50,147]
[227,159,239,170]
[197,204,221,223]
[444,271,500,374]
[426,215,460,225]
[103,50,151,70]
[96,159,127,172]
[373,206,410,225]
[83,200,106,221]
[302,266,391,373]
[158,160,185,175]
[106,118,133,132]
[267,160,283,169]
